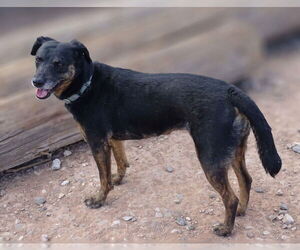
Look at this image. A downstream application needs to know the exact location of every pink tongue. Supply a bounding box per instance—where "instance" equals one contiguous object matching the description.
[36,88,49,98]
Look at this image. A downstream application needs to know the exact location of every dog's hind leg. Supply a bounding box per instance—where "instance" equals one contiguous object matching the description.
[109,139,129,185]
[232,136,252,216]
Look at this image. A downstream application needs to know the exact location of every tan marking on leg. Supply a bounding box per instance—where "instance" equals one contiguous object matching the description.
[232,141,252,216]
[204,168,238,236]
[84,141,113,209]
[109,139,129,185]
[54,65,76,98]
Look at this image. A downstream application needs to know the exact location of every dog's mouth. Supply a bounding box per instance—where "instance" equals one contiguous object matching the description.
[36,88,52,99]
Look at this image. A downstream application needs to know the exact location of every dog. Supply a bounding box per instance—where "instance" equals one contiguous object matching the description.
[30,36,281,236]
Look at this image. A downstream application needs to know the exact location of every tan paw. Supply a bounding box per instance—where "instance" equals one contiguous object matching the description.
[236,206,246,216]
[112,173,124,185]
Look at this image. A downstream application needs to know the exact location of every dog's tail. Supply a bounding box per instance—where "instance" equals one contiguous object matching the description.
[228,86,281,177]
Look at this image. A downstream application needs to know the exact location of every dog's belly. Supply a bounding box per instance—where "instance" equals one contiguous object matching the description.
[111,121,187,140]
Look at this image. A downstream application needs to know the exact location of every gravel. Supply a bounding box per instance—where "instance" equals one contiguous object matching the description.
[175,217,187,226]
[34,197,46,205]
[291,143,300,154]
[63,150,72,157]
[280,203,288,210]
[165,166,174,173]
[282,214,295,225]
[254,187,265,193]
[61,180,70,186]
[51,159,61,171]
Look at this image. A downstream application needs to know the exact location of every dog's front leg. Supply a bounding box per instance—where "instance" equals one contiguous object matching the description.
[84,139,113,209]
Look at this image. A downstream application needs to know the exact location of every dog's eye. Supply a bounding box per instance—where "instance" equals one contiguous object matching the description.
[35,57,43,63]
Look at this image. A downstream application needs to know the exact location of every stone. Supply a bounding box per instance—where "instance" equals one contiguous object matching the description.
[186,224,195,231]
[41,234,50,242]
[174,194,183,204]
[111,220,121,227]
[51,159,61,170]
[34,197,46,205]
[247,232,255,239]
[58,193,65,199]
[171,229,182,234]
[262,231,270,236]
[63,150,72,157]
[165,166,174,173]
[254,187,265,193]
[122,215,136,222]
[61,180,70,186]
[245,226,254,230]
[282,214,294,225]
[280,203,288,210]
[291,143,300,154]
[0,190,6,197]
[175,217,187,226]
[276,189,284,196]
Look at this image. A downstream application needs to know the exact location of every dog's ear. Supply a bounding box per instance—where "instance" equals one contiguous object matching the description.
[31,36,54,56]
[70,39,92,63]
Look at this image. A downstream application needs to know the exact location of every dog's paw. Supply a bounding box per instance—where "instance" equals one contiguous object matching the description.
[84,192,106,209]
[112,173,123,186]
[236,206,246,217]
[213,223,232,237]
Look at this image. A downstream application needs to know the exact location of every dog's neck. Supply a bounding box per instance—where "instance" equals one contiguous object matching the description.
[58,63,94,103]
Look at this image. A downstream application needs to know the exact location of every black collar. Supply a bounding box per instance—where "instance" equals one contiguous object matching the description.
[64,73,93,105]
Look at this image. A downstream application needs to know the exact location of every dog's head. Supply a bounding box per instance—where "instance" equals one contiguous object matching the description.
[31,36,92,99]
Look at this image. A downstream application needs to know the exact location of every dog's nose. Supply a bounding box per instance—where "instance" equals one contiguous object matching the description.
[31,78,44,88]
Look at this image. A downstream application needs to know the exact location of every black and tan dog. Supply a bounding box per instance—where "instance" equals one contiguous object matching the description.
[31,36,281,236]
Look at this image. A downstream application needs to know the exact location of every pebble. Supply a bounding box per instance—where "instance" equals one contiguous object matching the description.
[282,214,294,225]
[268,215,277,222]
[58,193,65,199]
[111,220,121,227]
[209,193,217,199]
[280,203,288,210]
[175,217,187,226]
[18,236,24,241]
[186,224,195,231]
[41,234,50,242]
[51,159,61,171]
[281,235,289,240]
[262,231,270,236]
[61,180,70,186]
[34,197,46,205]
[122,216,136,222]
[254,187,265,193]
[245,226,254,230]
[165,166,174,173]
[174,194,183,204]
[291,143,300,154]
[247,232,255,239]
[276,189,284,196]
[0,190,6,197]
[171,229,182,234]
[63,150,72,157]
[41,189,47,194]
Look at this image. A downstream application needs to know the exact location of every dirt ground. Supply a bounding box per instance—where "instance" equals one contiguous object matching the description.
[0,50,299,243]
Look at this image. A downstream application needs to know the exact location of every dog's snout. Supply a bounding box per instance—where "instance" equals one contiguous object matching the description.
[31,78,44,88]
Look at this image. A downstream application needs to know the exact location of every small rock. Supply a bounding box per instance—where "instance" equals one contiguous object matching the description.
[41,189,47,194]
[254,187,265,193]
[58,193,65,199]
[262,231,270,236]
[245,225,254,230]
[282,224,289,229]
[165,166,174,173]
[186,224,195,231]
[0,190,6,197]
[276,189,284,196]
[111,220,121,227]
[280,203,288,210]
[171,229,182,234]
[186,217,191,221]
[247,232,255,239]
[282,214,294,225]
[122,215,136,222]
[209,193,217,199]
[41,234,50,242]
[291,143,300,154]
[291,226,297,231]
[175,217,187,226]
[63,150,72,157]
[51,159,61,170]
[61,180,70,186]
[268,214,277,222]
[281,235,289,240]
[277,214,284,220]
[34,197,46,205]
[174,194,183,204]
[46,212,51,217]
[18,235,24,241]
